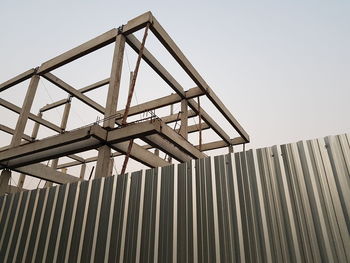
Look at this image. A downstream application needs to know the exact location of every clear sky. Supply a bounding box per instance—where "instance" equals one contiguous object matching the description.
[0,1,349,186]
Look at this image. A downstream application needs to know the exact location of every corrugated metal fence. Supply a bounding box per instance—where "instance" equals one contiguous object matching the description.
[0,133,349,262]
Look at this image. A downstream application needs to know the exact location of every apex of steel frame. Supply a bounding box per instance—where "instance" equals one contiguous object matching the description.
[0,12,250,189]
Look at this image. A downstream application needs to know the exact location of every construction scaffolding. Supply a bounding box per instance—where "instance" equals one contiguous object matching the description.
[0,12,249,193]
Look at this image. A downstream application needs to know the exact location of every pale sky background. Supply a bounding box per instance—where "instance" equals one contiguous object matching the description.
[0,1,349,188]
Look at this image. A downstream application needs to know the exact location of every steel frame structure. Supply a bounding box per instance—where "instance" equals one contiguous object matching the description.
[0,12,249,192]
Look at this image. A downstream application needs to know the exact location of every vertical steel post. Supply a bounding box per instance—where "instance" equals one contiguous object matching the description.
[12,75,40,189]
[45,99,71,187]
[95,34,125,178]
[79,163,87,179]
[180,99,188,139]
[0,170,11,195]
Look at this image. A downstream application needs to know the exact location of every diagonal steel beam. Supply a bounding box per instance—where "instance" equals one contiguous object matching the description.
[150,16,249,142]
[40,78,110,112]
[43,73,106,114]
[125,34,232,144]
[0,98,62,133]
[37,29,119,74]
[0,68,36,92]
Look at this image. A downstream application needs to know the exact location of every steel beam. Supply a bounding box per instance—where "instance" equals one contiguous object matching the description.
[45,100,72,187]
[158,122,206,159]
[40,78,110,112]
[37,29,119,74]
[79,163,86,179]
[150,16,249,142]
[196,137,245,151]
[125,34,232,144]
[0,169,11,195]
[10,75,40,147]
[0,125,106,169]
[40,99,69,113]
[0,98,62,133]
[143,134,192,162]
[0,126,88,157]
[115,87,203,121]
[125,34,185,97]
[161,110,196,123]
[103,34,125,128]
[0,120,167,170]
[0,68,36,92]
[107,119,161,144]
[14,163,80,184]
[43,73,105,114]
[57,151,122,169]
[68,154,85,163]
[122,11,153,35]
[187,99,232,144]
[180,99,188,139]
[96,34,126,178]
[19,111,43,188]
[0,125,32,142]
[110,142,169,168]
[9,75,40,189]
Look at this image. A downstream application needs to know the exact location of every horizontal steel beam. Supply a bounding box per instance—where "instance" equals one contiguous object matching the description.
[68,154,85,163]
[176,122,209,134]
[57,151,123,169]
[0,125,106,168]
[143,134,192,162]
[107,119,161,144]
[122,11,153,35]
[40,98,69,113]
[110,141,169,168]
[158,122,206,159]
[5,185,28,194]
[161,110,196,123]
[0,120,168,170]
[115,87,203,120]
[14,163,80,184]
[196,137,245,151]
[0,127,85,163]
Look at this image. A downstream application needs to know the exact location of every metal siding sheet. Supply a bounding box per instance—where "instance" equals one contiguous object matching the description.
[0,192,19,261]
[14,189,37,262]
[177,161,192,263]
[45,184,67,262]
[68,180,89,261]
[94,175,114,262]
[0,195,12,248]
[0,133,349,263]
[140,168,158,262]
[124,171,142,263]
[34,186,57,262]
[5,190,29,262]
[108,173,127,262]
[80,178,102,262]
[158,165,174,262]
[23,188,47,262]
[54,182,77,261]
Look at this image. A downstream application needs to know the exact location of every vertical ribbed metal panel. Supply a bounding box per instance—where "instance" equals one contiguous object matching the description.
[0,133,349,262]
